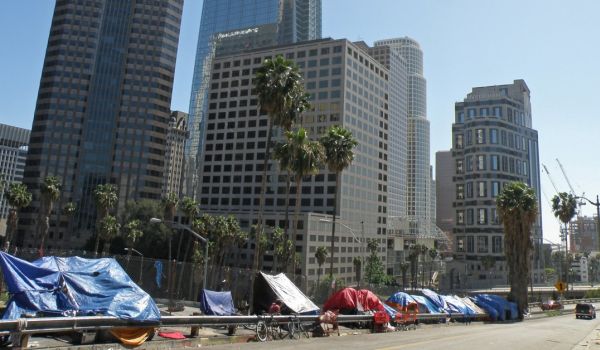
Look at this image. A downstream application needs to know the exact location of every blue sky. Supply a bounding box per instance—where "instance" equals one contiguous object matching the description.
[2,0,600,245]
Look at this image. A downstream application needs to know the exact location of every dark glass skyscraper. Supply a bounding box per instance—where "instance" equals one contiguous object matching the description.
[20,0,183,250]
[184,0,322,196]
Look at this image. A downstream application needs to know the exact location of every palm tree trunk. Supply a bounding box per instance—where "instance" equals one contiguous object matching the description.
[250,119,273,311]
[329,172,339,279]
[292,177,302,274]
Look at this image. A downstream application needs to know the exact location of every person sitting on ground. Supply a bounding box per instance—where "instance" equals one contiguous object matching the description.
[268,299,282,315]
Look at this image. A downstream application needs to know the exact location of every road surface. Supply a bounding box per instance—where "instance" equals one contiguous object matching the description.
[207,313,600,350]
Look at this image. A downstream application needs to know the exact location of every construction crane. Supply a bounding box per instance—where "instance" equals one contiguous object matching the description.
[542,163,560,195]
[556,158,585,206]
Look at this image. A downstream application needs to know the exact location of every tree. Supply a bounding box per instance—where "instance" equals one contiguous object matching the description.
[123,219,143,262]
[399,262,409,291]
[253,55,306,281]
[98,215,120,255]
[180,196,199,224]
[118,199,170,259]
[408,245,420,289]
[93,184,118,255]
[4,183,32,251]
[315,246,328,287]
[481,255,496,287]
[419,245,429,288]
[37,176,61,255]
[551,192,577,287]
[428,248,438,287]
[353,257,362,287]
[272,227,294,273]
[320,126,358,278]
[365,239,386,285]
[496,181,538,319]
[280,128,323,263]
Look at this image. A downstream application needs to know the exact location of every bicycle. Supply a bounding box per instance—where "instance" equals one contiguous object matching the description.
[256,314,288,342]
[287,314,310,339]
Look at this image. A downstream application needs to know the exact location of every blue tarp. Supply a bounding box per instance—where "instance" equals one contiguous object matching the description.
[0,252,160,321]
[411,295,446,314]
[386,292,417,307]
[441,295,475,316]
[421,289,448,311]
[382,302,397,319]
[199,289,236,316]
[472,294,518,321]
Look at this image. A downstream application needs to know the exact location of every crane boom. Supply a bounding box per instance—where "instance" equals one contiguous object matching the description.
[542,163,560,194]
[556,158,576,196]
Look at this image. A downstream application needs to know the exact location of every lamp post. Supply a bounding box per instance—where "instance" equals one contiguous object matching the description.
[319,219,365,282]
[124,247,144,284]
[150,218,209,290]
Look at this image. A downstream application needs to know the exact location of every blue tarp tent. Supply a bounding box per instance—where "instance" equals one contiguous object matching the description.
[0,252,160,321]
[199,289,236,316]
[441,295,475,316]
[421,289,448,311]
[382,302,397,319]
[386,292,417,308]
[472,294,517,321]
[411,295,446,314]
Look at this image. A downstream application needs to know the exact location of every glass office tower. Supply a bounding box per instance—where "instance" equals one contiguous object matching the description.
[20,0,183,250]
[185,0,322,196]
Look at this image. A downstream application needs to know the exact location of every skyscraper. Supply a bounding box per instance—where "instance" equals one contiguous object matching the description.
[450,80,542,285]
[185,0,322,197]
[20,0,183,250]
[0,124,29,237]
[374,37,435,240]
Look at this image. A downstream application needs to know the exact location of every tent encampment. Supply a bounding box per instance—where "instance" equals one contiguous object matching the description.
[411,295,446,314]
[386,292,418,310]
[0,252,160,321]
[253,272,319,314]
[471,294,517,321]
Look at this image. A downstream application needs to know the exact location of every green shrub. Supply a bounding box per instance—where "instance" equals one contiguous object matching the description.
[584,288,600,298]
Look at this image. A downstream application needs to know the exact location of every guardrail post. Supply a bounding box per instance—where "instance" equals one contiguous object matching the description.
[190,312,201,337]
[10,332,30,349]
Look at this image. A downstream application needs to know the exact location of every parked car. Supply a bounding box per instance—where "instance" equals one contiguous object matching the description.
[541,300,564,311]
[575,303,596,319]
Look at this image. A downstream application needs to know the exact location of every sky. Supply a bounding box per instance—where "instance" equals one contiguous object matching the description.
[1,0,600,245]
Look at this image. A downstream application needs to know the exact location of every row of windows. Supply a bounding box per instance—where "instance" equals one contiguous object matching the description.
[200,196,334,208]
[456,180,503,199]
[455,128,528,150]
[456,235,503,254]
[457,106,527,126]
[456,155,528,175]
[456,208,499,226]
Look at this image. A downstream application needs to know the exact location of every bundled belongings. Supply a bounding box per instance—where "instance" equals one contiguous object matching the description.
[385,292,418,330]
[0,252,160,321]
[253,272,319,315]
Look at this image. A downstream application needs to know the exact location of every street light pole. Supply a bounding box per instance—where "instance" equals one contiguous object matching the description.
[124,248,144,284]
[150,218,209,290]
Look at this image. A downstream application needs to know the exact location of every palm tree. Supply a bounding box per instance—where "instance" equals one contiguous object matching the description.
[4,183,32,251]
[320,126,358,278]
[496,181,538,319]
[399,262,409,291]
[408,245,420,289]
[315,246,328,287]
[253,56,306,275]
[180,196,199,225]
[161,192,179,263]
[38,176,61,255]
[419,245,429,288]
[551,192,577,287]
[277,128,323,265]
[123,219,143,263]
[62,201,76,240]
[93,184,118,255]
[98,215,120,255]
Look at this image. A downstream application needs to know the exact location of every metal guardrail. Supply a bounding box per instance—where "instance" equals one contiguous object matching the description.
[528,297,600,308]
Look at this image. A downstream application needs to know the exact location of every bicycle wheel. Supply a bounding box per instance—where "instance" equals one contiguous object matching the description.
[298,322,310,338]
[256,320,268,342]
[287,321,299,339]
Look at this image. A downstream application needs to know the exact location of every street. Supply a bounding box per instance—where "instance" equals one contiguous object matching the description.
[207,313,600,350]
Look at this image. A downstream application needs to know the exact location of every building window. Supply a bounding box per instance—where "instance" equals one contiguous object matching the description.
[466,156,473,172]
[477,181,486,197]
[477,236,488,253]
[491,181,500,197]
[492,236,502,253]
[456,159,464,174]
[457,111,464,123]
[491,208,499,225]
[493,107,502,117]
[479,108,489,117]
[456,184,464,199]
[490,129,498,144]
[476,129,485,144]
[467,236,474,253]
[466,182,473,198]
[467,108,476,118]
[490,155,499,170]
[477,155,486,170]
[467,209,474,225]
[478,208,487,224]
[456,236,465,252]
[456,210,464,224]
[466,130,472,145]
[455,134,464,149]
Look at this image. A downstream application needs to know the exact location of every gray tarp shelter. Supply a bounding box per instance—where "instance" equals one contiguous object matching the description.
[253,272,319,314]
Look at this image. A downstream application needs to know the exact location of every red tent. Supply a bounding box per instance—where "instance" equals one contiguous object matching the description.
[323,288,384,312]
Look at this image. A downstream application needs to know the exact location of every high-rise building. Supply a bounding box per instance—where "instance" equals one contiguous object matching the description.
[185,0,322,197]
[0,124,30,236]
[197,38,392,284]
[164,111,188,197]
[450,80,543,285]
[374,37,435,240]
[20,0,183,250]
[435,150,454,234]
[569,216,599,253]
